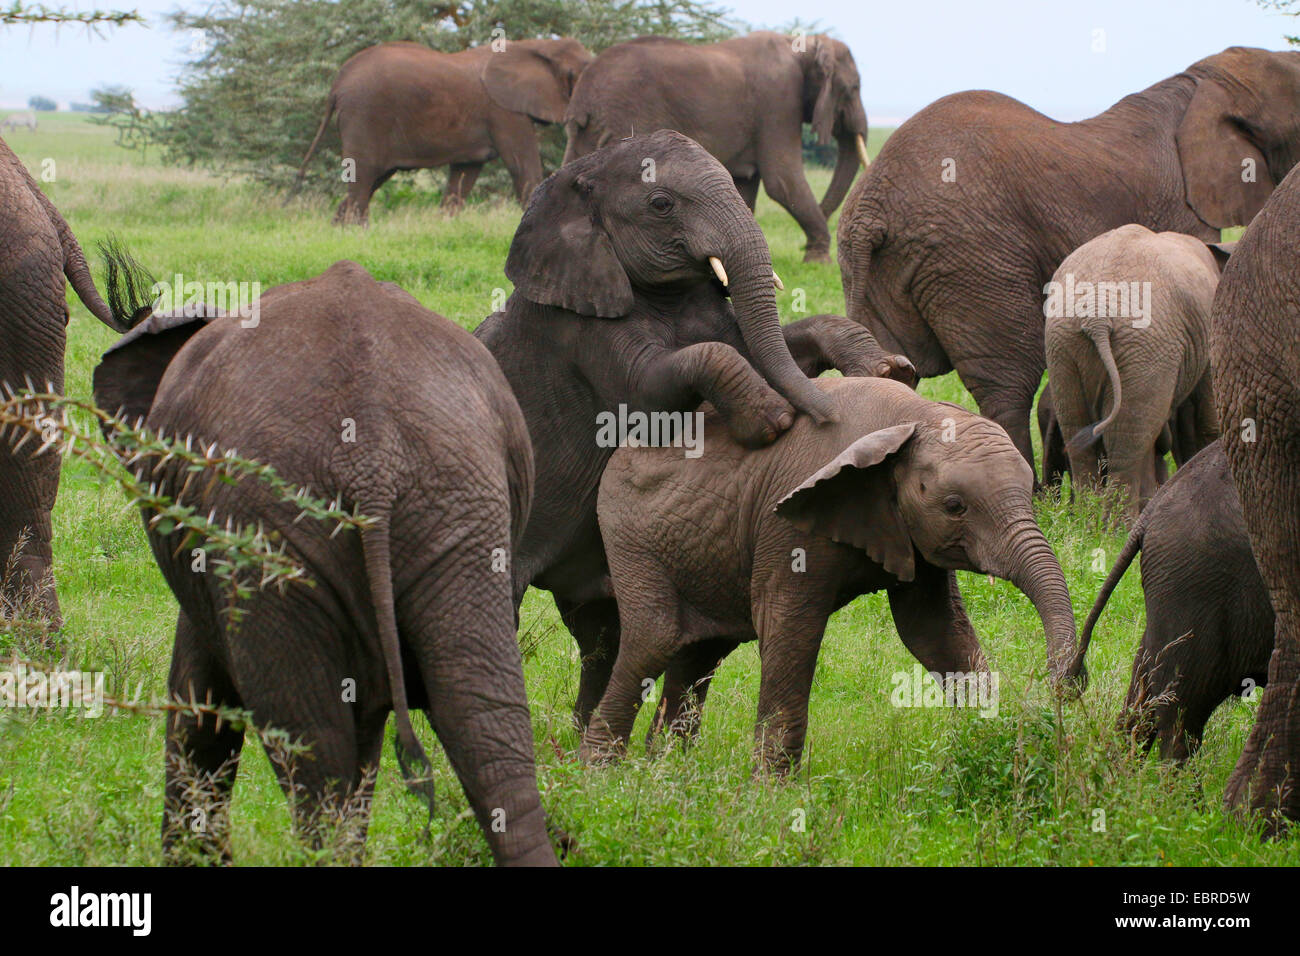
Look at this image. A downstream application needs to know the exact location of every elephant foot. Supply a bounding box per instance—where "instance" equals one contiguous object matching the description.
[803,248,832,265]
[725,394,796,448]
[1224,666,1300,835]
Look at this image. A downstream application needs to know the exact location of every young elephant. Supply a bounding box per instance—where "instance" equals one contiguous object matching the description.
[93,260,556,866]
[587,376,1083,771]
[1075,441,1273,762]
[477,130,913,727]
[1045,224,1231,520]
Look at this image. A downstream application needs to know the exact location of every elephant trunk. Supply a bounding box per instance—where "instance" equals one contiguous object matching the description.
[721,221,837,424]
[819,133,866,220]
[990,510,1083,692]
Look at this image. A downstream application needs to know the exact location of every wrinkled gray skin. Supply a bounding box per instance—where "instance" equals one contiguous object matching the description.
[839,47,1300,469]
[1045,225,1229,520]
[93,261,556,866]
[564,32,870,262]
[1211,162,1300,835]
[1076,441,1272,763]
[588,376,1082,772]
[475,131,913,728]
[296,38,593,223]
[0,134,130,622]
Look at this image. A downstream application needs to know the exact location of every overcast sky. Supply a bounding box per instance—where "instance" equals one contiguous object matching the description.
[1,0,1295,120]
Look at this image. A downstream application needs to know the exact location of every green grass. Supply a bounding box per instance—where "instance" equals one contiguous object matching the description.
[0,114,1288,866]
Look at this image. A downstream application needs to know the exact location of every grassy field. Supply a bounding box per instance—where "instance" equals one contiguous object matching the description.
[0,114,1288,866]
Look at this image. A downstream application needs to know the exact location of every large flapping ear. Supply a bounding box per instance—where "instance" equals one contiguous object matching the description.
[504,160,633,317]
[808,37,838,146]
[481,43,570,124]
[1176,77,1275,228]
[92,308,221,436]
[774,422,918,581]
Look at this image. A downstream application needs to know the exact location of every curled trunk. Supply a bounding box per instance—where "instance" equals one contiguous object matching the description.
[819,133,864,220]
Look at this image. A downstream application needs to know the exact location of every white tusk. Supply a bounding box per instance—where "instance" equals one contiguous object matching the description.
[856,134,870,169]
[772,271,784,291]
[709,256,728,287]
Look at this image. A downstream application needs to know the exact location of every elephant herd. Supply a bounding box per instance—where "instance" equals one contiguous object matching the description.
[3,31,1300,865]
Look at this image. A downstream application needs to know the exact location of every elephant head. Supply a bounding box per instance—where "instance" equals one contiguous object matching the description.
[481,37,594,124]
[1179,47,1300,229]
[798,35,871,217]
[776,410,1082,687]
[504,128,835,423]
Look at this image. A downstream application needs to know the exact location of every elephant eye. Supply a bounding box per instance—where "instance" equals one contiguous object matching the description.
[648,193,674,213]
[943,494,966,515]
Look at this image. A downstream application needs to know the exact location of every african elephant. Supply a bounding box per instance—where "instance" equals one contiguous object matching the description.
[475,130,913,728]
[92,260,556,866]
[586,376,1082,771]
[563,32,870,263]
[0,134,132,622]
[839,47,1300,468]
[296,38,592,224]
[1211,162,1300,834]
[1044,225,1229,520]
[1076,441,1272,763]
[2,112,37,133]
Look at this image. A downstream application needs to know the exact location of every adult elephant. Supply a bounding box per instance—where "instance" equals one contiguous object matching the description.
[93,260,556,865]
[476,130,913,727]
[0,134,132,622]
[296,38,592,224]
[563,32,870,262]
[1211,163,1300,835]
[839,47,1300,468]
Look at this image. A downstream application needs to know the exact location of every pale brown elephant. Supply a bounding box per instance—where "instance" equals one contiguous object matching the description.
[1044,225,1231,520]
[564,32,870,262]
[1211,162,1300,835]
[296,38,592,223]
[839,47,1300,468]
[586,376,1082,772]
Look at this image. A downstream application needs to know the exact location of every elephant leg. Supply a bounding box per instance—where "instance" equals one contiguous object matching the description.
[491,115,545,206]
[734,173,760,211]
[334,165,391,227]
[583,611,680,764]
[404,572,555,866]
[162,611,244,865]
[1188,371,1219,457]
[648,637,741,748]
[556,595,621,731]
[887,564,989,677]
[780,313,916,382]
[441,162,483,212]
[758,165,831,263]
[753,605,829,775]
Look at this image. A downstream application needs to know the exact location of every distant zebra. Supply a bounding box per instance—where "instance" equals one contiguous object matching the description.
[2,112,38,132]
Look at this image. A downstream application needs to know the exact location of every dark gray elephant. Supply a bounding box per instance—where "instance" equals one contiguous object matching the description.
[564,32,870,262]
[586,376,1083,771]
[296,38,593,223]
[1211,162,1300,834]
[476,130,913,727]
[92,260,556,866]
[839,47,1300,468]
[1076,441,1273,762]
[1045,225,1229,519]
[0,134,131,622]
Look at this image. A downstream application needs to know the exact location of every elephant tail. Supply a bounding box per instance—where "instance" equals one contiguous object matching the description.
[1068,325,1122,452]
[361,509,436,814]
[1072,520,1144,674]
[288,93,336,200]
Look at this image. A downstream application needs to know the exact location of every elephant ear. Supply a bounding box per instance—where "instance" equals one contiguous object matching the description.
[481,44,570,124]
[808,37,838,146]
[92,308,221,434]
[1176,77,1275,229]
[774,422,917,581]
[504,161,633,317]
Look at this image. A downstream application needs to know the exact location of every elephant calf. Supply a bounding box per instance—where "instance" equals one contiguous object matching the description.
[1045,224,1231,520]
[1075,440,1273,762]
[93,260,556,865]
[586,376,1083,772]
